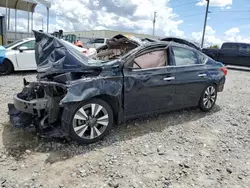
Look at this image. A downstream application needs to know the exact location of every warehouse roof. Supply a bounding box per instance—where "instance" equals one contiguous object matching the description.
[0,0,51,13]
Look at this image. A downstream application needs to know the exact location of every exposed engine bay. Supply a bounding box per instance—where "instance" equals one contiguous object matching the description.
[8,79,67,136]
[95,34,140,61]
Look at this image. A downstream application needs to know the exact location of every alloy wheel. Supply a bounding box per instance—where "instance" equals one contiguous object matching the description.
[72,103,109,140]
[203,86,216,109]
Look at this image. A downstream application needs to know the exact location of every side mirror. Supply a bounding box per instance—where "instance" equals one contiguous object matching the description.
[19,46,28,52]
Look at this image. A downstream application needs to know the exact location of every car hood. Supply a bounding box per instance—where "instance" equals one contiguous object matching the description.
[34,30,103,75]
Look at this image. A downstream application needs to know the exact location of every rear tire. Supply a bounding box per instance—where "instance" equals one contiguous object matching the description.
[0,59,14,75]
[199,85,217,112]
[64,98,114,144]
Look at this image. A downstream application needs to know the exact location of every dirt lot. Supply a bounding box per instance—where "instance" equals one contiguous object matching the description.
[0,69,250,188]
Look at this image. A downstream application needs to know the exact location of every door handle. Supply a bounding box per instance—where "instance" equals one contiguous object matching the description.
[163,77,175,81]
[198,73,207,77]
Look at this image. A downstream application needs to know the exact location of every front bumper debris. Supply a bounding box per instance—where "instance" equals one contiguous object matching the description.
[8,103,33,128]
[13,94,48,114]
[8,103,67,138]
[8,81,68,138]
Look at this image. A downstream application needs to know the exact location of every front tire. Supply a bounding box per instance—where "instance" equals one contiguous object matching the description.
[199,85,217,112]
[0,59,14,75]
[66,98,114,144]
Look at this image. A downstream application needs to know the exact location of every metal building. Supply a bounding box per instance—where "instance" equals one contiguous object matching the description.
[64,30,159,39]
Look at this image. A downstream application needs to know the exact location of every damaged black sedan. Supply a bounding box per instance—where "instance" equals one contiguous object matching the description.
[8,31,227,144]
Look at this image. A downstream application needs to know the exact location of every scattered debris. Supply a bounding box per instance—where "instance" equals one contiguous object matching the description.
[25,150,32,154]
[226,168,233,174]
[157,146,165,155]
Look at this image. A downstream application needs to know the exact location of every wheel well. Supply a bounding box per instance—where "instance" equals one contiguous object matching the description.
[94,94,121,124]
[212,82,218,90]
[4,58,14,69]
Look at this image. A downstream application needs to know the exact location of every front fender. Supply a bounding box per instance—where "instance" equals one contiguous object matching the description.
[60,77,123,104]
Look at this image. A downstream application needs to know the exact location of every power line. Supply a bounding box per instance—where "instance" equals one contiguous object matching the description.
[175,15,250,21]
[152,0,198,10]
[168,0,183,2]
[211,9,250,13]
[172,12,204,19]
[171,1,198,8]
[169,0,196,4]
[172,9,250,19]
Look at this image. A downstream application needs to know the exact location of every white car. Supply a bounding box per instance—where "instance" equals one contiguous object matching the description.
[0,38,96,75]
[88,38,109,48]
[0,38,36,75]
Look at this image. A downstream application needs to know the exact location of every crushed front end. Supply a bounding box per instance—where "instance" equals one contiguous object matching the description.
[8,79,68,137]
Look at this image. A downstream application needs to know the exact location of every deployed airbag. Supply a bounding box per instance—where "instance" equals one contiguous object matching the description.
[134,50,167,69]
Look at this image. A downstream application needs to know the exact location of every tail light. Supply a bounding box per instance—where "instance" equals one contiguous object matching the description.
[221,67,227,76]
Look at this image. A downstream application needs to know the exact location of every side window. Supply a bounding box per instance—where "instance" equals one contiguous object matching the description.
[239,44,250,53]
[133,50,167,69]
[94,38,105,44]
[18,40,35,50]
[197,52,208,64]
[172,47,198,66]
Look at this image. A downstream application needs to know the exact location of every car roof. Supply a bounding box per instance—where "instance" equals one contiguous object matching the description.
[222,42,250,45]
[160,37,201,50]
[142,40,199,51]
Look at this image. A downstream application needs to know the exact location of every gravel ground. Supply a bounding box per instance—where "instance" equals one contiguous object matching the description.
[0,69,250,188]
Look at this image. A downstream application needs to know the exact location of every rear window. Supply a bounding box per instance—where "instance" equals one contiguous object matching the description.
[172,47,199,66]
[222,43,239,50]
[239,44,250,53]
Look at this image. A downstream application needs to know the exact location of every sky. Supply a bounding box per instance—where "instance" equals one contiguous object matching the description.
[0,0,250,47]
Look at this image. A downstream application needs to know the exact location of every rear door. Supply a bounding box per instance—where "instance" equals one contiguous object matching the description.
[218,43,240,66]
[238,43,250,67]
[171,46,209,107]
[15,40,36,70]
[123,47,175,117]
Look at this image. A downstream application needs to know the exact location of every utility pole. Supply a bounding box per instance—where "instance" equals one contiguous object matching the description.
[153,11,157,36]
[42,18,44,31]
[201,0,210,48]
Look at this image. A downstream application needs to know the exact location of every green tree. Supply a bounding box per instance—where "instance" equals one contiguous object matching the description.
[209,45,219,49]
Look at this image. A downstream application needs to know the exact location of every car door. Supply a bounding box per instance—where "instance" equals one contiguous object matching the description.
[238,44,250,67]
[15,40,36,70]
[123,47,175,117]
[171,46,209,107]
[218,43,239,66]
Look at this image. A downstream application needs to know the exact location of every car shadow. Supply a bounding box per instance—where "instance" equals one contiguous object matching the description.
[226,65,250,72]
[0,70,37,77]
[1,105,221,164]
